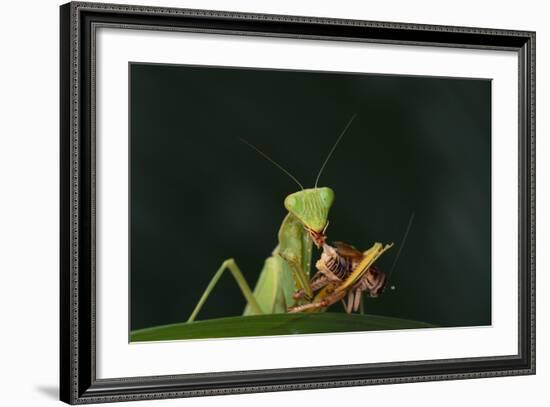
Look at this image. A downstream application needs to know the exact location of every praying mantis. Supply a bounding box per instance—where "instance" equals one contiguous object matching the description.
[187,115,398,323]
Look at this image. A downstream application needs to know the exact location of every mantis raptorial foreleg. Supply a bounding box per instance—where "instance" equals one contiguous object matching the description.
[187,259,263,323]
[279,250,312,301]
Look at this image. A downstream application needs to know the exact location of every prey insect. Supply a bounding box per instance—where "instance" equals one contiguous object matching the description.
[289,212,415,314]
[187,115,358,322]
[289,242,392,313]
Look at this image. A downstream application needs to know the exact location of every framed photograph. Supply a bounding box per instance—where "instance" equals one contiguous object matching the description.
[60,1,535,404]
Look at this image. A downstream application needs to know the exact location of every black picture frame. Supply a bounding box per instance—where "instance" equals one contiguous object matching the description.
[60,1,536,404]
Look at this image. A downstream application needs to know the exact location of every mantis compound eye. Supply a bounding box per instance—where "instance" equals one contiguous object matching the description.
[318,187,335,207]
[285,196,296,208]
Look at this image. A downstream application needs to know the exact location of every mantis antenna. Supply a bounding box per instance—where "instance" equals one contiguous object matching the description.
[387,211,415,284]
[314,113,358,188]
[240,138,304,190]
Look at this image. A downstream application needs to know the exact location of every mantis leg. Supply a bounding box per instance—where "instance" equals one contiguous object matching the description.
[280,251,313,301]
[187,258,262,323]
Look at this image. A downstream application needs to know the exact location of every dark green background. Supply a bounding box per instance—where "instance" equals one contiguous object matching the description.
[130,63,491,331]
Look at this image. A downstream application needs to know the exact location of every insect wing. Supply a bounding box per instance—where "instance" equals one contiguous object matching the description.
[336,242,393,293]
[333,241,364,261]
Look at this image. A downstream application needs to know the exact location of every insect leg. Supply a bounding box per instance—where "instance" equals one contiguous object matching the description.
[345,290,355,314]
[187,258,262,322]
[288,289,346,313]
[288,300,327,313]
[353,288,362,312]
[341,299,348,311]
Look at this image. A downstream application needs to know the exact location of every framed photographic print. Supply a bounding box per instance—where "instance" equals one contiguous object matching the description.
[60,1,536,404]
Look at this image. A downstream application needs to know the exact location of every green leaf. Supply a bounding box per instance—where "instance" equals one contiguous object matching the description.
[130,313,436,342]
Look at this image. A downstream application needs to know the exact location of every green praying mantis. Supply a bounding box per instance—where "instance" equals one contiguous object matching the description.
[187,114,400,323]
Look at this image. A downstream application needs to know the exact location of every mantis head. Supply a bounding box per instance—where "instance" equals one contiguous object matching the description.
[284,187,334,247]
[241,114,357,248]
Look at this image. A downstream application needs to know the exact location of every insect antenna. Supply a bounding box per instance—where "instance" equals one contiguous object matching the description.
[387,211,415,288]
[240,138,304,190]
[314,113,357,188]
